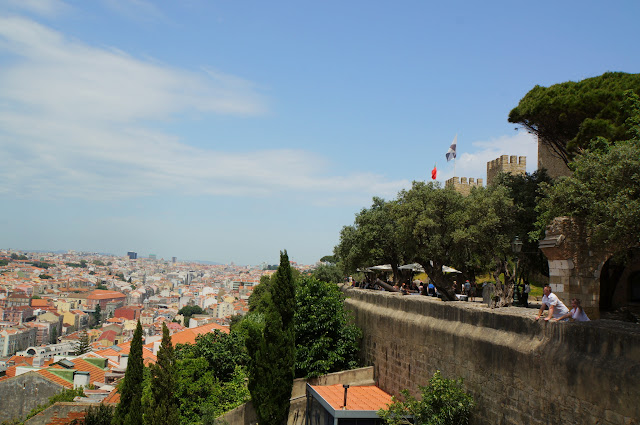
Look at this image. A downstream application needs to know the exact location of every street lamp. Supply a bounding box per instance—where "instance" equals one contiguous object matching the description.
[511,236,523,305]
[511,236,523,254]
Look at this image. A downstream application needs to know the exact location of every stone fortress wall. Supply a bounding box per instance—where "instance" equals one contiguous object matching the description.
[341,286,640,425]
[487,155,526,186]
[444,177,483,196]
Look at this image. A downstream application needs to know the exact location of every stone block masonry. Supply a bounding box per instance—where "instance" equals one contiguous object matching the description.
[341,286,640,425]
[445,177,483,196]
[487,155,526,186]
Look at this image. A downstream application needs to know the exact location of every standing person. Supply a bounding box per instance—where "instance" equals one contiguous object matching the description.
[464,280,471,296]
[523,282,530,307]
[555,298,590,322]
[535,285,570,321]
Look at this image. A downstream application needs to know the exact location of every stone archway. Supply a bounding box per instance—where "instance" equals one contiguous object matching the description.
[538,217,611,319]
[599,249,640,320]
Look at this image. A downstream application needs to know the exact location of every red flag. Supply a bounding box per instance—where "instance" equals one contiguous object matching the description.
[431,164,437,180]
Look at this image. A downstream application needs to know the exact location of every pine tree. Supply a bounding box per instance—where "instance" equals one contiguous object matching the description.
[248,250,296,425]
[114,320,144,425]
[144,323,179,425]
[93,304,102,326]
[75,329,91,355]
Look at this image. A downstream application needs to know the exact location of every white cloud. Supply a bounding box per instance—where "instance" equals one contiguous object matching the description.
[435,132,538,184]
[0,16,409,203]
[2,0,70,17]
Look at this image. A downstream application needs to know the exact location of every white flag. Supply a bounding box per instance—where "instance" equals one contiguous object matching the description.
[446,135,457,162]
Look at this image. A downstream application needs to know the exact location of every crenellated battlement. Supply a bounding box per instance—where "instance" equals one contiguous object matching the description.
[445,176,483,196]
[486,155,526,186]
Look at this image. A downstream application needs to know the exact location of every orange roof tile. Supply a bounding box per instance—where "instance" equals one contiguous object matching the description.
[36,370,74,389]
[168,322,229,346]
[310,384,392,411]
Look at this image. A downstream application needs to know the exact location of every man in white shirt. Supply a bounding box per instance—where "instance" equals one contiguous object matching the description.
[535,285,570,321]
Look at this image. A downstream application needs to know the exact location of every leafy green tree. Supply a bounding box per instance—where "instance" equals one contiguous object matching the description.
[84,403,115,425]
[335,197,406,283]
[38,274,53,279]
[178,305,204,327]
[535,90,640,250]
[93,260,105,266]
[396,182,514,303]
[378,371,474,425]
[294,277,361,378]
[93,304,102,326]
[176,329,249,382]
[114,321,144,425]
[312,263,343,283]
[75,329,91,355]
[493,169,552,285]
[248,274,273,313]
[247,251,296,425]
[319,255,336,264]
[508,72,640,164]
[145,323,179,425]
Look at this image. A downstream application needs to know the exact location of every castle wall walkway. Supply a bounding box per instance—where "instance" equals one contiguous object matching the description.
[341,286,640,425]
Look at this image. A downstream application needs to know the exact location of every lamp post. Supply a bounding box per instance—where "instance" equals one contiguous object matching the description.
[511,236,523,305]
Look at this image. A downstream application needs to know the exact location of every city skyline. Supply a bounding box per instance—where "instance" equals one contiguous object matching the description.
[1,1,639,265]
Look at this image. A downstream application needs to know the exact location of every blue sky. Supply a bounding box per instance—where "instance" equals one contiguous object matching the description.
[1,0,639,265]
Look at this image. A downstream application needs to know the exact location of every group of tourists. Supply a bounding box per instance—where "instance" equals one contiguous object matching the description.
[535,284,590,322]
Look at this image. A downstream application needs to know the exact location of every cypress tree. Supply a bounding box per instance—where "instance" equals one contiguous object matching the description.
[248,251,296,425]
[145,323,179,425]
[114,320,144,425]
[75,329,91,355]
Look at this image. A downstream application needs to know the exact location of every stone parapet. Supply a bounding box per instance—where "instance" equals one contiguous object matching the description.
[445,177,483,196]
[486,155,526,186]
[340,286,640,425]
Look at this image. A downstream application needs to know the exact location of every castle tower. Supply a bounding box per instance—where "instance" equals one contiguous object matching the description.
[486,155,526,186]
[445,177,484,196]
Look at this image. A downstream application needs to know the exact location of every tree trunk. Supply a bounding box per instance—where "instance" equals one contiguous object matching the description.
[420,260,457,301]
[488,258,514,308]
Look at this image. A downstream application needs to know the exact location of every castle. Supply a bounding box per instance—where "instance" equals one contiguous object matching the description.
[445,154,526,194]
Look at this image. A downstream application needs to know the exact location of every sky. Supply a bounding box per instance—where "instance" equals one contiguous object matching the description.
[1,0,639,265]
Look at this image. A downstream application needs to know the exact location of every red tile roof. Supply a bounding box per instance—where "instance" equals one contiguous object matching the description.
[311,385,392,411]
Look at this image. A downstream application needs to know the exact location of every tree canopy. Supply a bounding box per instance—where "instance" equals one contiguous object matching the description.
[114,321,144,425]
[334,197,406,283]
[145,323,179,425]
[508,72,640,164]
[535,90,640,250]
[247,251,296,425]
[294,277,361,378]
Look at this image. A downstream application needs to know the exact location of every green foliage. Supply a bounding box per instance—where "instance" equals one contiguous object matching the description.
[114,321,144,425]
[93,260,106,266]
[312,263,343,283]
[535,90,640,249]
[493,169,552,280]
[178,305,204,327]
[176,329,249,382]
[0,259,8,267]
[93,304,102,326]
[75,329,91,355]
[30,261,53,269]
[248,274,272,313]
[294,277,361,378]
[11,253,28,260]
[378,371,474,425]
[84,403,115,425]
[247,251,296,425]
[393,182,514,299]
[23,388,85,422]
[39,273,53,279]
[65,260,88,268]
[335,197,405,282]
[145,323,179,425]
[508,72,640,163]
[319,255,337,264]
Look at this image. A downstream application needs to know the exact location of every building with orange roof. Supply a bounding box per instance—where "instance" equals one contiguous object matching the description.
[307,383,393,425]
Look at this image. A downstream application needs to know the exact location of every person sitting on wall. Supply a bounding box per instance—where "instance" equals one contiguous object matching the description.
[554,298,590,322]
[535,285,570,321]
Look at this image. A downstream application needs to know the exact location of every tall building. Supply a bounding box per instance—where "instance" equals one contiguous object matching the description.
[127,251,137,260]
